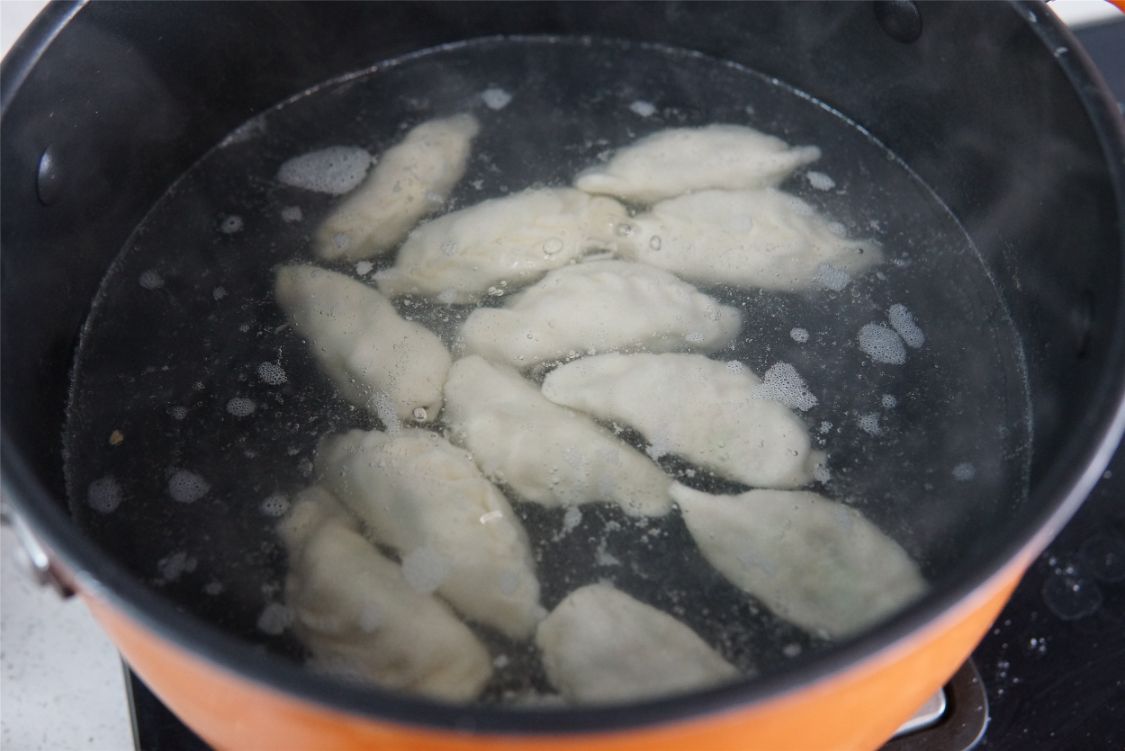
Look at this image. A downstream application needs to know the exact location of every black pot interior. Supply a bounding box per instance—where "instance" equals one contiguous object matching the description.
[2,0,1123,733]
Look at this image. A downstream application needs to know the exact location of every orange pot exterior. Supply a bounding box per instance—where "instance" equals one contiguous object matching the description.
[81,557,1026,751]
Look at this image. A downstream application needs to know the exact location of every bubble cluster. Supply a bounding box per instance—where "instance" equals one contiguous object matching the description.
[888,304,925,348]
[812,262,850,291]
[87,476,123,514]
[277,146,372,195]
[806,171,836,191]
[481,87,513,110]
[857,323,907,365]
[757,362,818,411]
[226,396,256,417]
[256,362,288,386]
[629,100,656,117]
[168,470,210,503]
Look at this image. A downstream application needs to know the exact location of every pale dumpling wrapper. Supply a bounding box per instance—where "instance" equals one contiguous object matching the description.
[620,188,881,291]
[316,428,544,639]
[374,187,629,303]
[443,356,672,517]
[535,583,740,704]
[274,265,451,423]
[575,124,820,205]
[542,352,822,489]
[672,483,928,639]
[458,260,742,370]
[278,487,493,702]
[315,114,480,261]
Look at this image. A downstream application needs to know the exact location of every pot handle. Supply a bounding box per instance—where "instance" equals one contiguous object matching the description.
[0,503,75,597]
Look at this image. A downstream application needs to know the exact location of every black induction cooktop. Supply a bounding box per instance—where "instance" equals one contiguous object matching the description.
[124,17,1125,751]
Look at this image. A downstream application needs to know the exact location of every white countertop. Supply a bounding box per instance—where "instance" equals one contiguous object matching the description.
[0,2,1119,750]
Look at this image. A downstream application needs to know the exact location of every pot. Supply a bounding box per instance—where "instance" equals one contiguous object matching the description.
[2,2,1123,749]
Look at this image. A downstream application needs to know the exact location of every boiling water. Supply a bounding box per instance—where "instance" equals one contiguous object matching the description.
[64,37,1030,702]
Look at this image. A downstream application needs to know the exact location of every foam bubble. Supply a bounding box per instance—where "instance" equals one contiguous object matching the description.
[158,551,197,582]
[813,262,850,291]
[481,87,512,110]
[277,146,372,195]
[757,362,818,411]
[219,215,244,234]
[857,413,882,435]
[168,405,188,420]
[888,303,925,348]
[260,493,290,517]
[790,327,809,343]
[858,323,907,365]
[256,362,287,386]
[401,547,448,593]
[882,393,898,409]
[280,205,303,223]
[87,476,123,514]
[806,171,836,191]
[168,470,210,503]
[952,462,976,481]
[257,603,294,635]
[212,286,228,301]
[629,100,657,117]
[226,396,256,417]
[138,270,164,289]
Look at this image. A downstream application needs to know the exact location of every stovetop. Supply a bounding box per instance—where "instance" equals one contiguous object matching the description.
[124,18,1125,751]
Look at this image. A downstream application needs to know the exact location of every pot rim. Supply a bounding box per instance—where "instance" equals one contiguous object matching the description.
[2,0,1124,736]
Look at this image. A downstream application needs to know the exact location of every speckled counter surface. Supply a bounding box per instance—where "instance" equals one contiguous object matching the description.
[1,526,130,750]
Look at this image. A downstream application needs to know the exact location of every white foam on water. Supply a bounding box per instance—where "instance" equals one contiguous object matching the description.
[168,406,188,420]
[157,551,197,582]
[168,470,210,503]
[857,413,882,435]
[256,362,287,386]
[806,171,836,190]
[138,270,164,289]
[277,146,372,195]
[281,205,304,223]
[87,476,123,514]
[401,547,448,593]
[219,215,244,234]
[813,262,850,291]
[857,323,907,365]
[952,462,976,481]
[757,362,818,411]
[882,394,898,409]
[481,87,512,110]
[256,603,294,635]
[629,100,656,117]
[790,327,809,343]
[357,603,383,633]
[561,506,583,536]
[479,509,504,524]
[226,396,256,417]
[888,303,925,348]
[355,260,374,276]
[212,286,228,300]
[259,493,290,517]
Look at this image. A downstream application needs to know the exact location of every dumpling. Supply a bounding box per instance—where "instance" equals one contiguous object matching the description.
[374,188,628,303]
[274,265,450,423]
[315,428,544,639]
[620,189,881,291]
[458,260,742,370]
[574,124,820,205]
[312,114,478,261]
[541,353,821,488]
[315,114,480,261]
[535,583,740,704]
[278,487,492,701]
[443,356,672,517]
[671,483,928,639]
